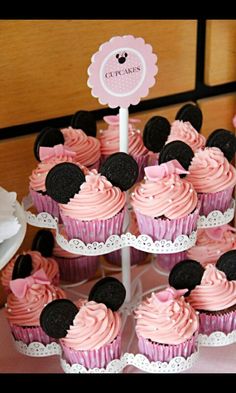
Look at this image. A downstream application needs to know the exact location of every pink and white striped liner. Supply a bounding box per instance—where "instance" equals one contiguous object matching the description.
[198,186,234,216]
[30,189,60,219]
[10,324,56,345]
[138,332,198,363]
[61,208,125,242]
[198,310,236,336]
[61,335,121,369]
[134,203,200,242]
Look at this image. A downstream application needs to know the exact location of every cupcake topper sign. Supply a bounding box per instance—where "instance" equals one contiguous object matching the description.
[87,35,158,109]
[88,36,157,303]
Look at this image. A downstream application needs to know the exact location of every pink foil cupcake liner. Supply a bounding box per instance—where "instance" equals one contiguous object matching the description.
[10,324,56,345]
[198,310,236,335]
[105,247,148,266]
[30,189,60,219]
[54,255,99,282]
[198,186,234,216]
[134,203,200,242]
[61,335,121,369]
[155,251,187,272]
[61,208,125,242]
[138,332,198,363]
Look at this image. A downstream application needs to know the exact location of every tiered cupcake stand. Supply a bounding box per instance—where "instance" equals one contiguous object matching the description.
[21,190,235,373]
[19,35,236,373]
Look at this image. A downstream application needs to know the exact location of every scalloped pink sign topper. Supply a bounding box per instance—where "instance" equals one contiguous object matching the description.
[87,35,158,108]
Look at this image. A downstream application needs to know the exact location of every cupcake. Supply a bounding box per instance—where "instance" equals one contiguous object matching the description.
[143,103,203,165]
[5,258,66,349]
[45,153,139,243]
[187,225,236,267]
[186,146,236,216]
[169,257,236,339]
[1,251,59,294]
[131,142,199,243]
[52,225,99,283]
[99,115,149,181]
[40,277,126,370]
[30,128,88,218]
[104,211,148,267]
[135,286,199,362]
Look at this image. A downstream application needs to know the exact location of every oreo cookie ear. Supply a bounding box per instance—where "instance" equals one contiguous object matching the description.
[88,277,126,311]
[71,110,97,138]
[12,254,33,280]
[31,230,55,257]
[159,140,194,174]
[100,152,139,191]
[143,116,171,153]
[45,162,86,204]
[40,299,79,339]
[175,103,203,132]
[206,129,236,162]
[34,127,65,162]
[216,250,236,281]
[169,259,204,295]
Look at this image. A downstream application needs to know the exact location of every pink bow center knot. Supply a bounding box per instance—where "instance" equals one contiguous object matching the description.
[9,268,51,299]
[155,287,188,303]
[144,160,189,181]
[39,144,76,161]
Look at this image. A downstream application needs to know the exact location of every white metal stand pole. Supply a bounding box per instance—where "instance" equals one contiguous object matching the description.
[119,107,131,302]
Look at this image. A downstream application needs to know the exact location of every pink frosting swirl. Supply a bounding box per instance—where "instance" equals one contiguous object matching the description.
[131,166,198,219]
[29,150,88,192]
[61,301,121,350]
[135,287,198,345]
[60,169,126,220]
[166,120,206,152]
[1,251,59,289]
[186,147,236,193]
[5,281,65,326]
[187,264,236,311]
[99,115,148,157]
[187,225,236,267]
[62,127,101,166]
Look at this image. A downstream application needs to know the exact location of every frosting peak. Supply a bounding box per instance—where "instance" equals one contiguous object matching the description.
[131,172,198,219]
[60,169,126,221]
[186,147,236,193]
[61,301,121,350]
[166,120,206,152]
[135,287,198,345]
[187,264,236,311]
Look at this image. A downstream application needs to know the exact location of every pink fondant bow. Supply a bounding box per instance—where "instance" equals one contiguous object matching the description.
[103,115,141,126]
[144,160,189,181]
[39,144,76,161]
[9,268,51,299]
[155,287,188,303]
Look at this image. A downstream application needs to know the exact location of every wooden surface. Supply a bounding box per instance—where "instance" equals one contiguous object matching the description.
[197,93,236,138]
[0,20,197,128]
[205,20,236,86]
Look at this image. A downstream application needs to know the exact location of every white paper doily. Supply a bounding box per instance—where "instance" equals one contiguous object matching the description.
[60,350,199,374]
[55,231,197,256]
[24,211,58,229]
[14,340,61,357]
[60,356,127,374]
[198,330,236,347]
[197,199,235,228]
